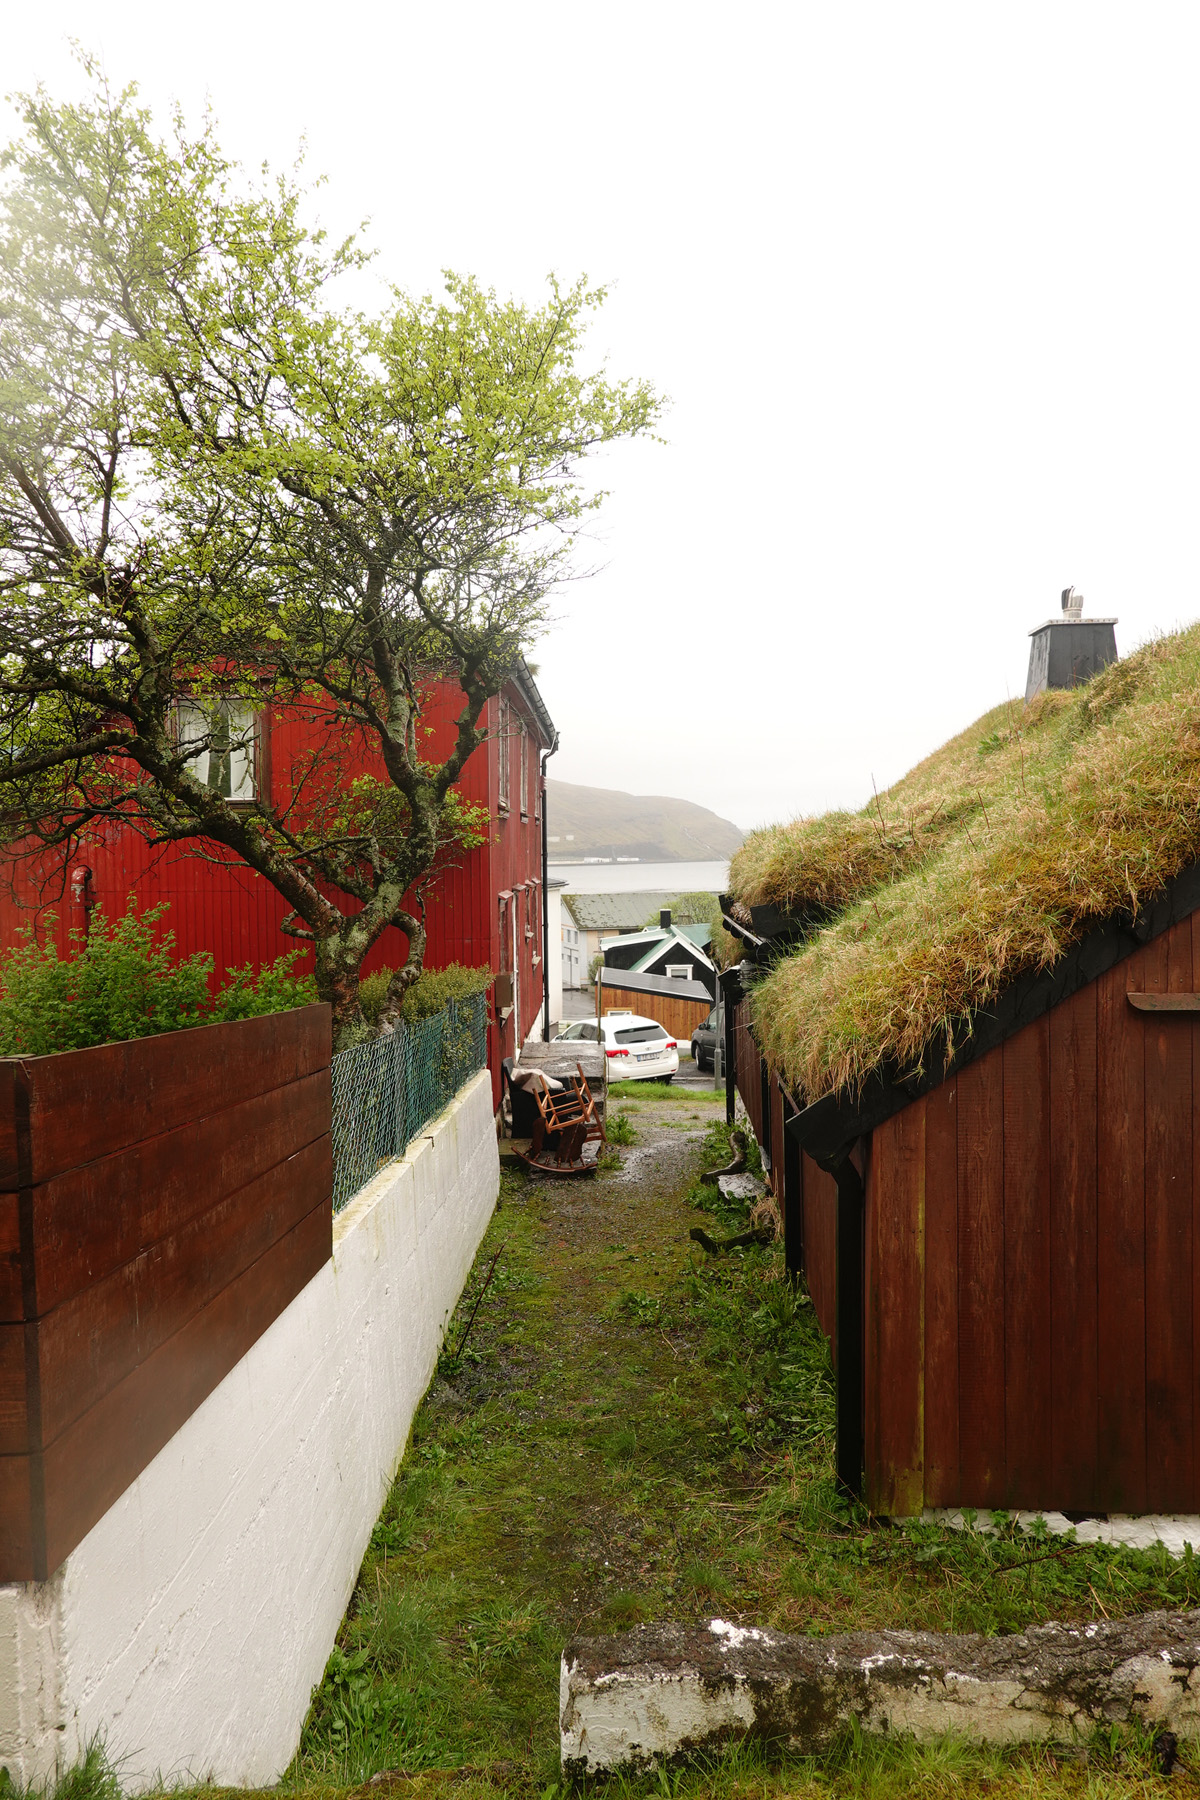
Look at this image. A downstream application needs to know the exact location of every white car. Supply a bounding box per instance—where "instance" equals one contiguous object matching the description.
[554,1011,680,1082]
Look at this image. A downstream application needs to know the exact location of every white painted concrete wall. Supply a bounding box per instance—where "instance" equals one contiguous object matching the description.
[0,1069,499,1791]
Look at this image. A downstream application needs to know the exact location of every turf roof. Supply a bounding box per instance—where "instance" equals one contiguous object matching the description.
[728,624,1200,1106]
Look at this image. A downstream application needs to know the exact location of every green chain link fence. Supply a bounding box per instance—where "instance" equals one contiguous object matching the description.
[330,992,490,1211]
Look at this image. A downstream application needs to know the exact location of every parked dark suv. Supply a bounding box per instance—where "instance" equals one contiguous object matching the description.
[690,1005,719,1072]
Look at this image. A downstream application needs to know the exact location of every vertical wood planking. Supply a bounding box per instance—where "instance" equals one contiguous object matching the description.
[865,1104,925,1515]
[956,1053,1006,1506]
[802,1153,838,1355]
[1096,947,1147,1513]
[770,1076,785,1190]
[1048,981,1099,1511]
[1144,920,1194,1509]
[1002,1015,1052,1506]
[923,1078,959,1506]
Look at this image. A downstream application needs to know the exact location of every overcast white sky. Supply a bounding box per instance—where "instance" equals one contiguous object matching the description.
[5,2,1199,834]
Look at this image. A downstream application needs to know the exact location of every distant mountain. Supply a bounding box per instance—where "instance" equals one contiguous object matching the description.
[545,779,745,863]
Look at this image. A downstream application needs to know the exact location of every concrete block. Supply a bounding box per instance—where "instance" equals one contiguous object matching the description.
[561,1612,1200,1774]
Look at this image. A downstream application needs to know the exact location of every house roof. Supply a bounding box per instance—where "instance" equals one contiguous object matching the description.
[510,658,557,752]
[629,932,716,975]
[600,966,713,1006]
[563,892,679,932]
[728,625,1200,1110]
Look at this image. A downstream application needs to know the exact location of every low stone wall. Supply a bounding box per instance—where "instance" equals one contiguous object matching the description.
[561,1613,1200,1774]
[0,1069,499,1790]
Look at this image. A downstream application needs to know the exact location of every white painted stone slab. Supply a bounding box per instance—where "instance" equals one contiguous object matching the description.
[562,1612,1200,1774]
[923,1508,1200,1559]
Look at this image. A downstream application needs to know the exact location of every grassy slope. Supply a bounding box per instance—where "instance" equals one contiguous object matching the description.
[729,627,1200,1102]
[177,1096,1200,1800]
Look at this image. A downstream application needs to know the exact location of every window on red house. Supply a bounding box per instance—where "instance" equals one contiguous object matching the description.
[520,721,529,819]
[175,698,258,802]
[498,699,511,814]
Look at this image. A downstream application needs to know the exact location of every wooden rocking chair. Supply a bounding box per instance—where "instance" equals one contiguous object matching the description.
[520,1062,607,1176]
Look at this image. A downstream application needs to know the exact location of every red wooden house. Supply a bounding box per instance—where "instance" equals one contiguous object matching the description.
[0,665,557,1106]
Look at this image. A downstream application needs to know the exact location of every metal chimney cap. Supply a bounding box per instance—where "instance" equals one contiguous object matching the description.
[1061,585,1085,619]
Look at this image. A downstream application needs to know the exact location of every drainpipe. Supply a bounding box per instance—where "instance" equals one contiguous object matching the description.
[540,733,559,1041]
[69,865,96,941]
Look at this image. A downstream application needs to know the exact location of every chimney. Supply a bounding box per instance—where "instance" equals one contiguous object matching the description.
[1026,587,1118,701]
[660,909,672,931]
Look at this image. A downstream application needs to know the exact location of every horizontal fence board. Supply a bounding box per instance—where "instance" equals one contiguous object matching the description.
[0,1006,331,1190]
[0,1452,33,1581]
[0,1195,20,1320]
[600,985,710,1043]
[39,1198,331,1579]
[36,1138,332,1445]
[12,1071,331,1321]
[0,1328,26,1454]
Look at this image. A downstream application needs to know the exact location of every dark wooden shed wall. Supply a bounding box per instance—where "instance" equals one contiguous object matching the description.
[734,912,1200,1518]
[863,913,1200,1517]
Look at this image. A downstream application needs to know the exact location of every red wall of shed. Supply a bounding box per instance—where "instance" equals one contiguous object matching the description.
[862,912,1200,1518]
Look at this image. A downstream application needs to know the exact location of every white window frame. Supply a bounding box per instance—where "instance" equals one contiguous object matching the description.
[665,963,692,981]
[498,698,511,814]
[519,720,529,819]
[175,697,259,803]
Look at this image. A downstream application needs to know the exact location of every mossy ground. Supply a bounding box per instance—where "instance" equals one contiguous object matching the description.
[158,1093,1200,1800]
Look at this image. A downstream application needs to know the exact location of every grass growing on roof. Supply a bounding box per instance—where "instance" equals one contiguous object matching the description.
[731,625,1200,1101]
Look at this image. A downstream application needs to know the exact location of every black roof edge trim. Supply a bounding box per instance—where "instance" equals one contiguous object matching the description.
[510,658,558,751]
[783,857,1200,1172]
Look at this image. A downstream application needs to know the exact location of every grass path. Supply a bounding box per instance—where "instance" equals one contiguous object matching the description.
[269,1092,1200,1800]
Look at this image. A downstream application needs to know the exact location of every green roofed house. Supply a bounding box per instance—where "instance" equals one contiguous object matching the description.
[601,918,717,998]
[560,890,719,984]
[721,615,1200,1524]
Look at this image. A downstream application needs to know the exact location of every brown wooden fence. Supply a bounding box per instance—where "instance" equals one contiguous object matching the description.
[601,983,711,1044]
[0,1004,332,1580]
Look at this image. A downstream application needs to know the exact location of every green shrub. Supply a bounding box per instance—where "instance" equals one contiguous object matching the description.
[211,950,318,1020]
[0,902,489,1060]
[0,900,318,1056]
[0,901,214,1055]
[359,962,492,1027]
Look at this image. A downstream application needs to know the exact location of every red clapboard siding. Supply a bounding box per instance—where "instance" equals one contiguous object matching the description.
[0,1005,332,1581]
[865,1102,924,1516]
[801,1151,838,1356]
[864,909,1200,1516]
[1145,924,1194,1509]
[1049,982,1099,1512]
[956,1055,1006,1507]
[923,1077,958,1506]
[1001,1015,1052,1508]
[770,1077,785,1194]
[1096,945,1148,1513]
